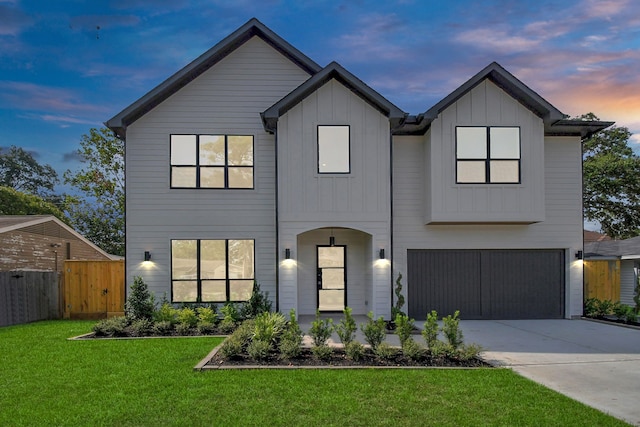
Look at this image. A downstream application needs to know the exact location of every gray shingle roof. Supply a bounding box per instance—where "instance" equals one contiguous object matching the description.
[585,236,640,258]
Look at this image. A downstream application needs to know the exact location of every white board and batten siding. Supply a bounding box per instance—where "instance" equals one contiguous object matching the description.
[277,79,392,317]
[392,82,584,318]
[126,37,312,301]
[425,80,545,224]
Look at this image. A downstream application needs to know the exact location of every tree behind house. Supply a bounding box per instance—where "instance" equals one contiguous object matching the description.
[64,127,125,256]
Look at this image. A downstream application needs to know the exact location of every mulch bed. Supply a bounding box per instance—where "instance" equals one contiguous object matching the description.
[204,346,491,369]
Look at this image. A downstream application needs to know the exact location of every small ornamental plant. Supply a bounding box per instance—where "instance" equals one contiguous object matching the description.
[335,307,357,346]
[361,311,386,350]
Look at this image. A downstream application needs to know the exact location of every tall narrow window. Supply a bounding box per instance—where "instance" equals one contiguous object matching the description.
[171,239,254,303]
[318,125,350,173]
[170,134,254,188]
[456,126,520,184]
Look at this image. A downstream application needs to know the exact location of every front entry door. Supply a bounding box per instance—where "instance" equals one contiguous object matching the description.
[317,245,346,311]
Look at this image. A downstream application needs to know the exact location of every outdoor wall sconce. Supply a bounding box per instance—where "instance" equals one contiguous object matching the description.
[575,250,583,260]
[285,248,291,259]
[144,251,151,262]
[329,236,335,247]
[379,248,385,259]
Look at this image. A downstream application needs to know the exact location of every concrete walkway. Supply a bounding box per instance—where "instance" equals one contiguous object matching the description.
[460,319,640,426]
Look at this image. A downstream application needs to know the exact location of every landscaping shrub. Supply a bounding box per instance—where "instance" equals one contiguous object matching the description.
[154,302,177,324]
[311,344,333,361]
[278,309,303,359]
[233,319,256,345]
[442,310,463,351]
[219,319,256,359]
[402,338,424,361]
[197,322,216,335]
[374,342,397,360]
[278,336,302,359]
[584,298,616,318]
[175,323,192,336]
[360,311,386,350]
[422,310,439,348]
[309,309,333,347]
[456,343,484,361]
[220,335,244,359]
[219,303,240,333]
[335,307,357,345]
[92,316,129,337]
[124,276,155,322]
[394,313,414,347]
[345,340,365,362]
[252,311,286,345]
[429,340,449,358]
[128,318,153,337]
[247,339,272,361]
[152,320,173,336]
[176,307,198,328]
[196,306,218,326]
[614,304,638,323]
[240,281,272,319]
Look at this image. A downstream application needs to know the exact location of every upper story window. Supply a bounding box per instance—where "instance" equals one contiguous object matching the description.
[456,126,520,184]
[170,134,254,189]
[318,125,350,173]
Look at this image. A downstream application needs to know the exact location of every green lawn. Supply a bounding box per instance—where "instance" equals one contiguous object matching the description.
[0,321,629,427]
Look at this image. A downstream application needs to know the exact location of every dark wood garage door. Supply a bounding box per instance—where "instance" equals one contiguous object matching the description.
[407,249,564,320]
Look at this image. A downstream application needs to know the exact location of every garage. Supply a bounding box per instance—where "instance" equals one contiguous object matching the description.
[407,249,565,319]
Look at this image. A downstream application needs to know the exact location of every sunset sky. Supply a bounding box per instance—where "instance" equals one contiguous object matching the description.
[1,0,639,182]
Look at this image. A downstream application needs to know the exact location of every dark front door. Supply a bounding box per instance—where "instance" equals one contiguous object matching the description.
[317,245,346,311]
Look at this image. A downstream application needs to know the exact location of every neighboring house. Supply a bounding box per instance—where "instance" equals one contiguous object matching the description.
[0,215,114,271]
[107,18,611,319]
[585,236,640,306]
[584,230,611,244]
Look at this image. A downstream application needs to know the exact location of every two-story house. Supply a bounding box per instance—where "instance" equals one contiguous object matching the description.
[107,18,611,319]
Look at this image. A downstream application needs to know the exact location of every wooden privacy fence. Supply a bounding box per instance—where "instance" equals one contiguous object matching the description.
[64,260,125,320]
[0,271,61,327]
[584,259,620,301]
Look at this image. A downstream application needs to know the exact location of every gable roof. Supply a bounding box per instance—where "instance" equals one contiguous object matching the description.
[585,236,640,259]
[0,215,116,259]
[106,18,322,140]
[262,61,407,132]
[395,62,613,137]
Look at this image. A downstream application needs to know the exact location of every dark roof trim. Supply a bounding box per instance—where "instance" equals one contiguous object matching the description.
[106,18,321,139]
[544,119,614,139]
[395,62,568,135]
[262,61,407,132]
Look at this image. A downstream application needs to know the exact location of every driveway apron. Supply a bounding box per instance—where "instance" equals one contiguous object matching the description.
[460,319,640,426]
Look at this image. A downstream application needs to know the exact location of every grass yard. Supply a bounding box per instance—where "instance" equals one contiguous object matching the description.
[0,321,629,427]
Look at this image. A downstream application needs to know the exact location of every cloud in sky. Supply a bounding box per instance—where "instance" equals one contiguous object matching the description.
[0,81,104,113]
[0,2,32,36]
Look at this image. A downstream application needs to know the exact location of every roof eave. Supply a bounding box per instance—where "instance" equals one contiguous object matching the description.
[262,62,406,132]
[546,119,615,139]
[396,62,568,135]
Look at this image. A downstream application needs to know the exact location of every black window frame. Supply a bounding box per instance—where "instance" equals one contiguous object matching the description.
[170,134,254,189]
[171,238,255,303]
[455,126,521,184]
[317,125,351,174]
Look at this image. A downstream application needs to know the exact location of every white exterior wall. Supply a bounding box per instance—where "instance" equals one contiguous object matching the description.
[277,79,392,318]
[620,260,638,306]
[425,80,545,223]
[393,131,584,318]
[125,37,311,302]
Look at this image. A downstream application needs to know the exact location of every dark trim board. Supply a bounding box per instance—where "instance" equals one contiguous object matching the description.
[407,249,565,320]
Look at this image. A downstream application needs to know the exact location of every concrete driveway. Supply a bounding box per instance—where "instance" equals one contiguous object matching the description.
[460,319,640,426]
